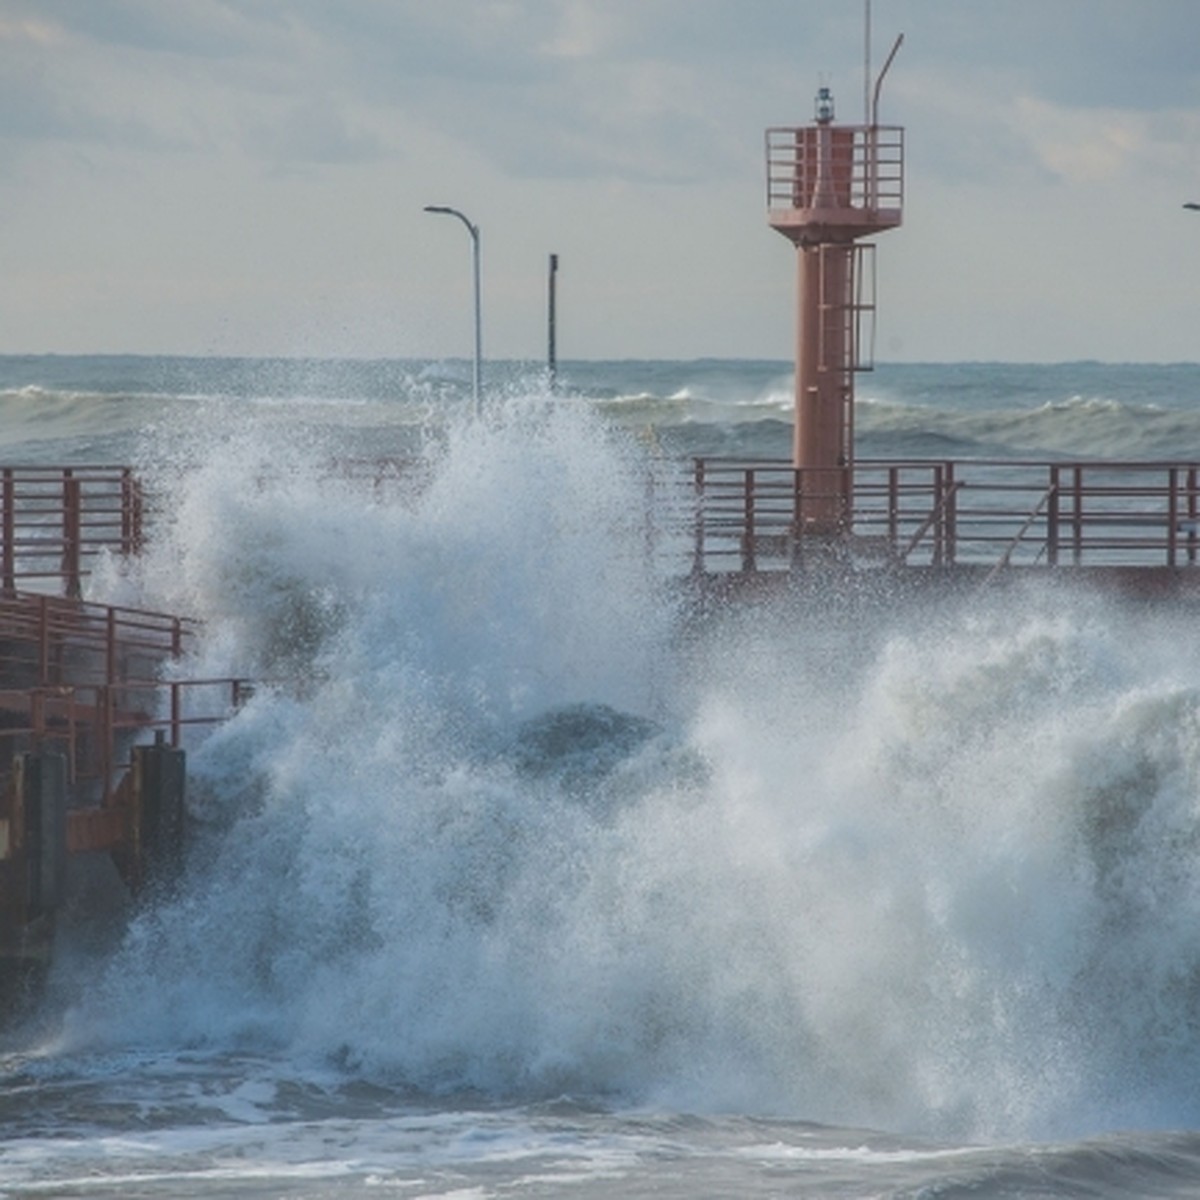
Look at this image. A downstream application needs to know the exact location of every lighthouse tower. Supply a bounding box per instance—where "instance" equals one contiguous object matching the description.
[767,73,903,532]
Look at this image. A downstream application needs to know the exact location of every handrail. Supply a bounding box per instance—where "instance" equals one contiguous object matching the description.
[765,124,904,214]
[684,457,1200,575]
[0,676,252,804]
[0,591,196,686]
[0,465,144,597]
[898,479,963,563]
[0,676,255,868]
[978,485,1058,589]
[9,457,1200,586]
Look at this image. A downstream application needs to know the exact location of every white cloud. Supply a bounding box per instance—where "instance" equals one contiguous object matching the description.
[1012,97,1145,185]
[0,15,59,44]
[537,0,622,60]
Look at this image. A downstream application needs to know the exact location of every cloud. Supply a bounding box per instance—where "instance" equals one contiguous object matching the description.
[20,0,263,58]
[886,0,1200,111]
[1,0,1197,359]
[242,96,383,166]
[0,14,59,45]
[0,49,192,153]
[1012,97,1143,185]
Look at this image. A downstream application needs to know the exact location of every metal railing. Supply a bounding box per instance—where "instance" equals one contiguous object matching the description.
[0,591,196,687]
[681,458,1200,575]
[11,455,1200,595]
[0,677,254,875]
[0,466,143,597]
[0,677,252,806]
[766,124,904,214]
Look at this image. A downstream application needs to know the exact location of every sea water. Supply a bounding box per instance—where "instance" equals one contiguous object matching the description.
[4,357,1200,1196]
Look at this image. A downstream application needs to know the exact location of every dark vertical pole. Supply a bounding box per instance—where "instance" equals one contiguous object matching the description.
[1168,466,1179,567]
[944,461,957,566]
[692,459,706,576]
[2,469,15,595]
[547,253,559,394]
[1189,467,1198,565]
[132,733,186,896]
[106,607,117,685]
[1048,465,1060,566]
[932,464,944,567]
[1072,467,1084,565]
[21,752,67,919]
[62,471,82,600]
[121,468,143,556]
[742,469,757,573]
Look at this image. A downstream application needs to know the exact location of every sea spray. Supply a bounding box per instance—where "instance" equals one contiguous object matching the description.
[59,389,1200,1142]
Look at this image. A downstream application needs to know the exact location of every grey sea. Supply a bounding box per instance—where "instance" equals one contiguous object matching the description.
[4,355,1200,1198]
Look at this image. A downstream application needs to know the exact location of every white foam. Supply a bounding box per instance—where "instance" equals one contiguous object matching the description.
[63,385,1200,1143]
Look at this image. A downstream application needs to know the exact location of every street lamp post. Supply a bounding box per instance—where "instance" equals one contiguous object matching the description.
[424,205,482,416]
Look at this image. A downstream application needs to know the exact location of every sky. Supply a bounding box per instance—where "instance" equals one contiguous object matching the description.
[1,0,1198,363]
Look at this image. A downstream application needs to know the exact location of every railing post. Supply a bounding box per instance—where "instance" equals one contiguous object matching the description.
[742,469,757,573]
[888,466,899,547]
[121,469,144,556]
[62,471,82,600]
[1168,466,1179,568]
[944,462,957,566]
[1189,467,1199,566]
[790,468,804,569]
[1072,466,1084,565]
[932,464,945,567]
[691,459,706,576]
[1047,465,1060,567]
[2,468,15,595]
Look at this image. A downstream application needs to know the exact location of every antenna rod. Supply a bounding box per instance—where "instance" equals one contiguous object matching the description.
[872,32,904,126]
[864,0,872,126]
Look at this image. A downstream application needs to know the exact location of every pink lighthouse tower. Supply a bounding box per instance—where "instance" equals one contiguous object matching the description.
[766,36,904,533]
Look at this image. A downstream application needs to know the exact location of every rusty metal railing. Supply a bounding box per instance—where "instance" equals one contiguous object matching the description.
[11,455,1200,590]
[0,466,143,598]
[0,677,253,806]
[0,592,196,687]
[766,125,904,214]
[682,458,1200,574]
[0,677,254,865]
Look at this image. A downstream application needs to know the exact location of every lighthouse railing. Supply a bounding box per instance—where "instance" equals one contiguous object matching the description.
[766,125,903,217]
